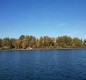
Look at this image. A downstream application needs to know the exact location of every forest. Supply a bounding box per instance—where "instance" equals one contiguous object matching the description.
[0,35,86,50]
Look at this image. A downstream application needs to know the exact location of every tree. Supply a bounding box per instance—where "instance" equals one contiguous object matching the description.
[19,35,25,40]
[0,38,2,48]
[56,36,72,48]
[0,35,85,49]
[72,38,83,48]
[2,38,12,49]
[16,39,22,49]
[21,38,28,49]
[10,38,17,49]
[83,39,86,47]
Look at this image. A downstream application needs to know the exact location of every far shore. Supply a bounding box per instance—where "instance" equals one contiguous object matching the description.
[0,48,86,51]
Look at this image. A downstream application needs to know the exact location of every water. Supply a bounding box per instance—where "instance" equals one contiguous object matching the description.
[0,49,86,80]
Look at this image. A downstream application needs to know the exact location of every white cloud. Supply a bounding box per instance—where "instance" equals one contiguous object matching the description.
[56,21,67,26]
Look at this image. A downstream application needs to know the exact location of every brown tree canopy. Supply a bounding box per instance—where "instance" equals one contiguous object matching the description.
[0,35,85,50]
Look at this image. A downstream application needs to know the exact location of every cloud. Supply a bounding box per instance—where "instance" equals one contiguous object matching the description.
[56,21,67,26]
[59,23,67,26]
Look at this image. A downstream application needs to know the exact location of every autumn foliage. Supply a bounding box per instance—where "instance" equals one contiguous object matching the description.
[0,35,86,50]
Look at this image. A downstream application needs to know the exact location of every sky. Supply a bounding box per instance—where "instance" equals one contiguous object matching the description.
[0,0,86,39]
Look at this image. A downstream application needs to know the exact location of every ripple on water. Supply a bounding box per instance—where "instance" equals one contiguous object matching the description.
[0,50,86,80]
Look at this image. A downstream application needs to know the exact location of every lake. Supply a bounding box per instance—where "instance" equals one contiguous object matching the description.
[0,49,86,80]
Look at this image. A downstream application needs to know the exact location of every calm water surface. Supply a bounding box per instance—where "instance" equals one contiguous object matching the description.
[0,49,86,80]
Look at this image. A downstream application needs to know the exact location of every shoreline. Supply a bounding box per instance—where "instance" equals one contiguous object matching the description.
[0,48,86,51]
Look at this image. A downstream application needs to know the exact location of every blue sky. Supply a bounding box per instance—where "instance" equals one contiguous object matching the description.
[0,0,86,39]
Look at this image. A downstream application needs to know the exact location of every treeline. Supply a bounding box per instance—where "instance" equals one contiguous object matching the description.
[0,35,86,50]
